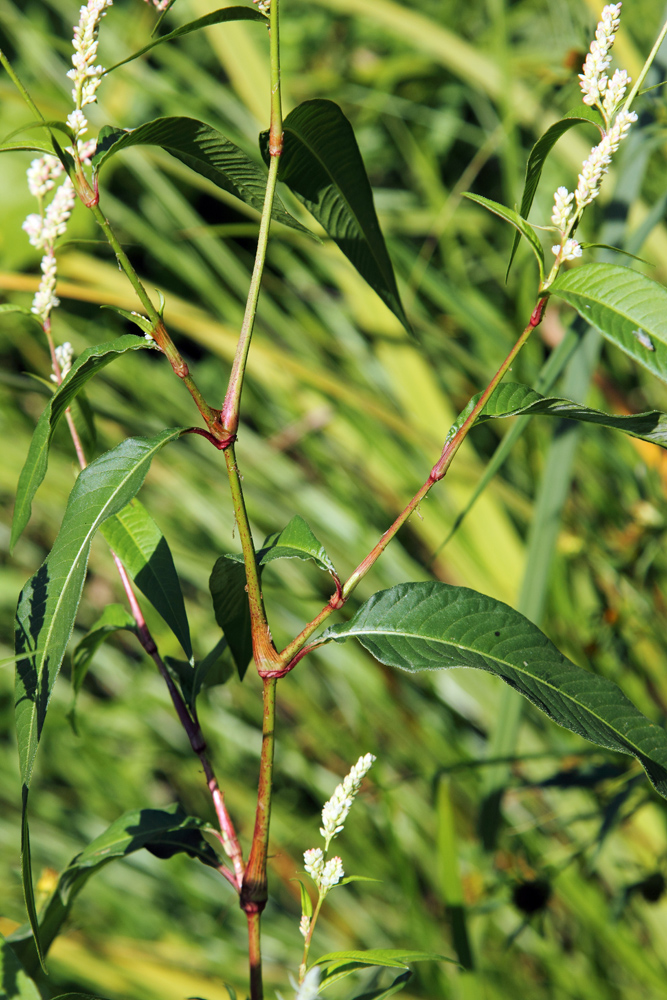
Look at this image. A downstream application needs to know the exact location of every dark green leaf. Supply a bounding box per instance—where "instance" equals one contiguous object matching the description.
[477,381,667,447]
[0,936,41,999]
[317,582,667,798]
[316,949,446,990]
[209,556,253,679]
[100,303,155,336]
[14,428,184,958]
[507,106,603,275]
[463,193,544,283]
[105,7,267,73]
[11,334,156,550]
[8,805,218,976]
[100,498,192,660]
[260,99,410,332]
[549,263,667,383]
[71,603,137,696]
[92,118,313,237]
[349,970,413,1000]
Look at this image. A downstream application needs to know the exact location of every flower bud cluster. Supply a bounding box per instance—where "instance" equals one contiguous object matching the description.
[67,0,113,137]
[303,848,344,892]
[143,0,171,11]
[31,253,60,323]
[253,0,271,12]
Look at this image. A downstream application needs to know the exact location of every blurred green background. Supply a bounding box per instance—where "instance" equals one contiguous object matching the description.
[2,0,667,996]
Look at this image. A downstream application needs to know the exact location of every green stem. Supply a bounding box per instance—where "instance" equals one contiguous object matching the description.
[220,0,283,436]
[0,49,45,121]
[89,203,223,433]
[275,297,547,672]
[623,15,667,113]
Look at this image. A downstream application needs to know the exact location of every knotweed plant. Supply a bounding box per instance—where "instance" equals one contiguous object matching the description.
[3,1,667,998]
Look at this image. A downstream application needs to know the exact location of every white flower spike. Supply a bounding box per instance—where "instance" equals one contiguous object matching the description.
[320,752,376,850]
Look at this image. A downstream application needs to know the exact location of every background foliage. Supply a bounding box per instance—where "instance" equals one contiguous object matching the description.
[2,0,667,996]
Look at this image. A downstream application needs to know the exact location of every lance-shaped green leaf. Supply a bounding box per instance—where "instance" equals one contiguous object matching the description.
[317,582,667,798]
[92,118,314,237]
[100,499,192,660]
[475,381,667,447]
[349,970,413,1000]
[549,263,667,383]
[11,334,156,551]
[507,106,603,276]
[0,937,41,1000]
[105,6,267,74]
[260,99,410,332]
[315,949,447,990]
[71,603,137,697]
[14,428,184,959]
[260,514,337,575]
[7,804,218,976]
[463,193,544,283]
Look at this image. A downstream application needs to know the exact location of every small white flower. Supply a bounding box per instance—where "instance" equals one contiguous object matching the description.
[602,67,630,116]
[579,3,623,108]
[26,155,64,200]
[551,186,574,232]
[574,109,637,210]
[68,0,113,110]
[552,238,582,261]
[253,0,271,11]
[32,252,60,322]
[143,0,170,10]
[55,341,74,378]
[319,856,344,889]
[303,848,324,883]
[320,753,376,849]
[299,914,310,938]
[67,109,89,139]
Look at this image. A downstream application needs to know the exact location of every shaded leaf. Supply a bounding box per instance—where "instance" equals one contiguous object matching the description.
[507,106,603,275]
[14,428,184,959]
[71,603,137,696]
[463,193,544,283]
[349,970,413,1000]
[0,936,41,1000]
[92,118,313,237]
[476,381,667,447]
[260,99,410,332]
[105,6,267,73]
[317,582,667,798]
[100,498,192,660]
[316,949,446,990]
[548,263,667,383]
[8,805,218,976]
[11,334,156,550]
[209,556,253,680]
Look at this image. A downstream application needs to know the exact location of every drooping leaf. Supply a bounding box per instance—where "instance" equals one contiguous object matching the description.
[100,303,155,336]
[209,556,254,679]
[0,141,54,155]
[8,805,218,976]
[475,381,667,448]
[0,936,41,1000]
[260,99,410,332]
[11,334,156,550]
[166,637,233,714]
[316,582,667,798]
[92,118,313,237]
[71,603,137,696]
[14,427,184,958]
[100,499,192,661]
[463,192,544,283]
[315,949,447,990]
[548,263,667,383]
[507,106,604,276]
[105,6,267,73]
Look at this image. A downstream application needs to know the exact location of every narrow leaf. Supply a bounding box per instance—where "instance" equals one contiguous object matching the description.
[209,556,253,679]
[507,106,603,275]
[11,334,155,550]
[15,428,184,956]
[260,99,410,332]
[71,603,137,696]
[549,263,667,383]
[105,7,267,73]
[477,381,667,447]
[463,193,544,282]
[9,805,217,975]
[92,118,313,237]
[317,582,667,798]
[100,499,192,660]
[349,970,413,1000]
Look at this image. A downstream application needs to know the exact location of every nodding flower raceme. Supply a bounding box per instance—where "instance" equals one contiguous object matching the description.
[320,752,376,850]
[548,3,637,272]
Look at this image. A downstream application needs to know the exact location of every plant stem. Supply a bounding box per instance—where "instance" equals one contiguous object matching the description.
[275,297,548,671]
[88,203,224,435]
[242,676,278,1000]
[220,0,283,437]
